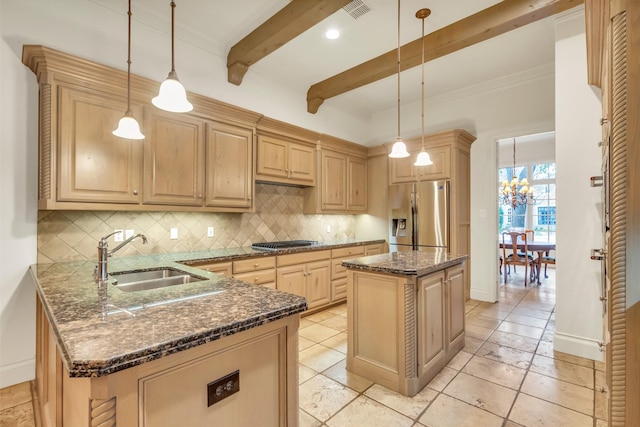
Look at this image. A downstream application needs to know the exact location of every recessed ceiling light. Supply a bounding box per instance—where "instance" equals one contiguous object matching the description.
[325,29,340,39]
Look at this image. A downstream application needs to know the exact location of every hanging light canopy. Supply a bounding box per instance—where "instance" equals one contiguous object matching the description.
[389,0,409,159]
[113,0,144,140]
[413,8,433,167]
[500,138,536,208]
[152,1,193,113]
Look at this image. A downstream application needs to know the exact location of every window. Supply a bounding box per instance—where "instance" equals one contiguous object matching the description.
[499,162,556,243]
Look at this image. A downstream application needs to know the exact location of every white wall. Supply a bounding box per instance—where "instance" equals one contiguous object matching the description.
[553,10,604,360]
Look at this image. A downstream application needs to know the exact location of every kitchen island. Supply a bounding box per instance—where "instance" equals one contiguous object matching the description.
[342,250,468,397]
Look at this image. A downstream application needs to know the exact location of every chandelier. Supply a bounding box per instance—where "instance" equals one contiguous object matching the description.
[500,138,535,208]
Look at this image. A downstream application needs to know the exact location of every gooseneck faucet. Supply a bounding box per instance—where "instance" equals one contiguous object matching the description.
[94,232,148,284]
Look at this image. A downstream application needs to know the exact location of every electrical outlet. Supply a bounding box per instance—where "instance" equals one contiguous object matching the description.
[326,225,331,233]
[114,229,124,242]
[170,228,178,240]
[207,226,215,237]
[125,229,135,239]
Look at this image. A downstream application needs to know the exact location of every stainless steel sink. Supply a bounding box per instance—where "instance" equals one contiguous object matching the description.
[110,267,207,292]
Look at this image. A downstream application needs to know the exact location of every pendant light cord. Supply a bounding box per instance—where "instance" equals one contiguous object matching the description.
[420,14,425,151]
[396,0,401,141]
[170,1,176,73]
[126,0,132,113]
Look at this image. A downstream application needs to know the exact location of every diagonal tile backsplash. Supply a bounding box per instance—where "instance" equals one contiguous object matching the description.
[37,183,355,263]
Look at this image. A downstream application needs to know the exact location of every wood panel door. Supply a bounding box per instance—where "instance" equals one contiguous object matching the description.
[143,109,205,206]
[256,135,288,179]
[321,151,347,210]
[305,260,331,309]
[348,156,367,211]
[416,272,446,380]
[276,264,307,298]
[205,122,253,209]
[288,142,315,183]
[445,264,466,351]
[58,87,142,204]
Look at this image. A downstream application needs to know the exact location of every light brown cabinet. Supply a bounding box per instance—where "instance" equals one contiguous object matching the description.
[304,146,368,214]
[389,145,450,184]
[256,135,316,186]
[331,245,366,302]
[277,250,331,310]
[347,261,466,397]
[232,256,276,288]
[205,122,253,210]
[364,242,386,256]
[143,109,205,206]
[56,86,143,206]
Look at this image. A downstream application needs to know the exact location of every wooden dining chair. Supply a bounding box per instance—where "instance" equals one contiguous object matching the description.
[501,231,537,286]
[540,250,556,278]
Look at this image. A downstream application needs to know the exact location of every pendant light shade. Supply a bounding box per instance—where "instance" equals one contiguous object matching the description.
[413,8,433,167]
[389,0,409,159]
[152,1,193,113]
[113,0,144,140]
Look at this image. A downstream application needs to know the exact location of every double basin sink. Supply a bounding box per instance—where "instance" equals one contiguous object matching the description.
[110,267,207,292]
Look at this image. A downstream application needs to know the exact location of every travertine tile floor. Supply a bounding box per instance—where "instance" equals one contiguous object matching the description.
[1,268,607,427]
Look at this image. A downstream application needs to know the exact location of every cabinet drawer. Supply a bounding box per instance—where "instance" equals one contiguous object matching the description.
[277,250,330,267]
[331,245,365,259]
[233,269,276,286]
[191,261,232,277]
[233,257,276,274]
[332,277,348,302]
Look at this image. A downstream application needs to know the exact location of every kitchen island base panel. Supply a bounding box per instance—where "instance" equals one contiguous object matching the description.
[36,299,300,427]
[346,262,466,397]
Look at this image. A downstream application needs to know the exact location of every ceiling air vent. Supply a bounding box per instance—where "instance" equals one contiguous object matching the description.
[342,0,372,20]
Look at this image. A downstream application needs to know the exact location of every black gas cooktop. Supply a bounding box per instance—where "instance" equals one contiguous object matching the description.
[251,240,320,251]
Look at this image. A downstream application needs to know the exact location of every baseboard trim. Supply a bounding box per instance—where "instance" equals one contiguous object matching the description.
[470,287,496,303]
[0,358,35,389]
[553,331,604,362]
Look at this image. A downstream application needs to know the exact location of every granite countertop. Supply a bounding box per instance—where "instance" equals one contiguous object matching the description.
[341,250,469,276]
[30,238,384,378]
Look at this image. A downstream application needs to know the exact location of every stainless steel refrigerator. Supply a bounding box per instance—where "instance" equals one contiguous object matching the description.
[389,181,449,252]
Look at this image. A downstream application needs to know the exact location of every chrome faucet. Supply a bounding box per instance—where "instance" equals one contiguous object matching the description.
[94,232,148,283]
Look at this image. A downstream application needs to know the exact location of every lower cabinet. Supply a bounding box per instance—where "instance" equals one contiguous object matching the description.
[233,257,276,289]
[34,298,299,427]
[347,261,466,397]
[331,245,366,302]
[277,250,331,310]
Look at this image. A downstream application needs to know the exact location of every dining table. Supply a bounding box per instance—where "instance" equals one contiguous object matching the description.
[499,241,556,285]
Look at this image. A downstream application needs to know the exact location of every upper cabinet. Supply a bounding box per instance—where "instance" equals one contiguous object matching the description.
[205,122,254,210]
[143,108,205,206]
[57,86,143,205]
[255,117,317,187]
[22,45,262,212]
[389,144,451,184]
[303,135,368,214]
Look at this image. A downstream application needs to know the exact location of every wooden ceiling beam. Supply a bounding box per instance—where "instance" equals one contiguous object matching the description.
[227,0,352,85]
[307,0,584,113]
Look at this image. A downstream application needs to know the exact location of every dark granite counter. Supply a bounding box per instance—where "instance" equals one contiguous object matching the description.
[30,238,383,378]
[341,250,468,277]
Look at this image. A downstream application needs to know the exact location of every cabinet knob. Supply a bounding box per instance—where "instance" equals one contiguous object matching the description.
[198,194,203,199]
[133,190,138,195]
[255,263,259,267]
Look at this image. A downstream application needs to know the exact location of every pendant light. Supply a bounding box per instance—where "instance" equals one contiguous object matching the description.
[152,1,193,113]
[113,0,144,140]
[414,8,433,166]
[389,0,410,158]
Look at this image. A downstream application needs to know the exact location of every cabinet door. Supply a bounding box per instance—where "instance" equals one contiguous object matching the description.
[58,87,142,203]
[348,157,367,211]
[321,151,347,210]
[256,135,288,178]
[276,264,307,298]
[365,243,385,256]
[143,109,204,206]
[416,272,446,380]
[288,142,315,183]
[446,264,466,350]
[415,146,451,180]
[389,155,416,184]
[205,122,253,209]
[305,260,331,309]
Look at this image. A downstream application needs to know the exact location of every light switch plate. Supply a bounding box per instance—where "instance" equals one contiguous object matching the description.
[207,226,214,237]
[170,228,178,240]
[125,229,134,239]
[114,229,124,242]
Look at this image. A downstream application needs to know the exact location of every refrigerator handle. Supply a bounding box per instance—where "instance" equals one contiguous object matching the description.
[411,184,418,250]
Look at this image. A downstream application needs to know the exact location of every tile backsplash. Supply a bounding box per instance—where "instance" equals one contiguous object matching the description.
[37,183,355,263]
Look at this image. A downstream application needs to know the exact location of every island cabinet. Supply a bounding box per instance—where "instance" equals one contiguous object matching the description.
[344,252,467,397]
[277,250,331,310]
[303,136,368,214]
[35,298,300,427]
